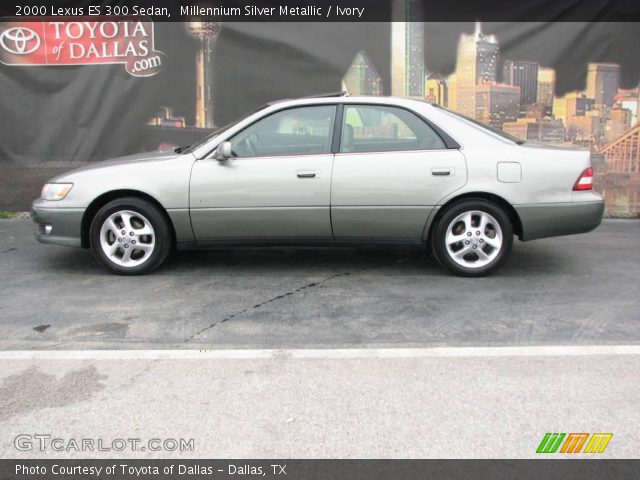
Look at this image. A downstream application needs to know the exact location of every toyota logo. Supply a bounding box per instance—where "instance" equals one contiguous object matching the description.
[0,27,40,55]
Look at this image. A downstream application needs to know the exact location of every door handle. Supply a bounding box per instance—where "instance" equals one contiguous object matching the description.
[297,170,318,178]
[431,168,452,176]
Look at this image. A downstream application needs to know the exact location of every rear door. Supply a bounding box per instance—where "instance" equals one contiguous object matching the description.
[190,105,336,241]
[331,104,467,241]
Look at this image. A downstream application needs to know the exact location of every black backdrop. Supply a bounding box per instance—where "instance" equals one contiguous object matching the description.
[1,16,640,209]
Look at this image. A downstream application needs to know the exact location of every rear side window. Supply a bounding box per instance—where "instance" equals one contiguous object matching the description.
[229,105,336,157]
[340,105,446,153]
[433,104,524,144]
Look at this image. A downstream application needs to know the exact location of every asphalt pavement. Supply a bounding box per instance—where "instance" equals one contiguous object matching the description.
[1,218,639,458]
[0,218,638,350]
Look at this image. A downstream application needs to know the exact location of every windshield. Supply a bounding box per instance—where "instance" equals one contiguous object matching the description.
[181,103,271,155]
[432,104,525,145]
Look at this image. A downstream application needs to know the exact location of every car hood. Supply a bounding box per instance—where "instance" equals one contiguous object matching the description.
[50,151,185,180]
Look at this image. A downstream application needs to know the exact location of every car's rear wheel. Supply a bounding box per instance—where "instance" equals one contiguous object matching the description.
[432,199,513,277]
[90,197,172,275]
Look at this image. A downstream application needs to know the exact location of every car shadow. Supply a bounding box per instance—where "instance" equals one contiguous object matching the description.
[166,245,443,275]
[39,241,573,277]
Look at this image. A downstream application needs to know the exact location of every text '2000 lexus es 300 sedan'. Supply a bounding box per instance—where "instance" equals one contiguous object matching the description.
[32,93,604,277]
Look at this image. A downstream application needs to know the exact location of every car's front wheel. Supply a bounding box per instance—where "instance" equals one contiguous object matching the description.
[432,199,513,277]
[89,197,172,275]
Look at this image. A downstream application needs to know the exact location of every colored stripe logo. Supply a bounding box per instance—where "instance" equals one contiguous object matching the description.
[537,433,613,454]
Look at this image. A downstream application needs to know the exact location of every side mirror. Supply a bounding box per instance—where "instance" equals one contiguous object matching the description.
[214,141,232,160]
[174,145,188,154]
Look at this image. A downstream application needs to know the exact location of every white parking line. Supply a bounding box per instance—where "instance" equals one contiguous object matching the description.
[1,345,639,360]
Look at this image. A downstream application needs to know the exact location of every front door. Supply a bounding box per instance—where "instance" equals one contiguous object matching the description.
[190,105,337,242]
[331,104,467,241]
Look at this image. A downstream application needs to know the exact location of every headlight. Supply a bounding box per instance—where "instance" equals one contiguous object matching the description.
[41,183,73,201]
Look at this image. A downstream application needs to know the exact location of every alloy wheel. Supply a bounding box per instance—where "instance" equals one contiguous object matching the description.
[444,210,503,269]
[99,210,156,267]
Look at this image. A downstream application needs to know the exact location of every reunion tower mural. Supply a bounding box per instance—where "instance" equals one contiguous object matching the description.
[188,20,221,129]
[143,21,222,153]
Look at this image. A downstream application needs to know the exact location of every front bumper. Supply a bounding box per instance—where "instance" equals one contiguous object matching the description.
[31,199,85,247]
[515,197,605,241]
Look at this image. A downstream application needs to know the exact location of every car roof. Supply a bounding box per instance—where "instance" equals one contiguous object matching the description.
[267,94,435,109]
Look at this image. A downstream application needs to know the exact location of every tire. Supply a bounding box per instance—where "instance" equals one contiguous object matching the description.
[89,197,172,275]
[431,199,513,277]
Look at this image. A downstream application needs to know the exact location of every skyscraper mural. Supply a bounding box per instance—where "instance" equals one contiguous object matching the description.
[587,63,620,110]
[425,72,447,106]
[503,60,539,113]
[537,67,556,115]
[450,22,499,116]
[390,0,425,98]
[342,51,383,96]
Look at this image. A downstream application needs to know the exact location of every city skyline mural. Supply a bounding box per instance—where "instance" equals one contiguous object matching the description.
[1,17,639,215]
[152,20,640,217]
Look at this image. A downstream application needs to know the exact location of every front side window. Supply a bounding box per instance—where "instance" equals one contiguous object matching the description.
[340,105,446,153]
[229,105,336,158]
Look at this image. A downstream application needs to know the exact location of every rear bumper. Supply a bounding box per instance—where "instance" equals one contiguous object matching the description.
[31,199,85,247]
[515,197,605,241]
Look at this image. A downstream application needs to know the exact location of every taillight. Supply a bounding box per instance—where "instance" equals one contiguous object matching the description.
[573,167,593,191]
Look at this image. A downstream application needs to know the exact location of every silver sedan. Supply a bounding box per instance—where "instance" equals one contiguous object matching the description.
[32,94,604,276]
